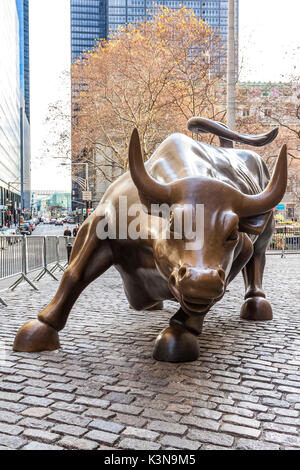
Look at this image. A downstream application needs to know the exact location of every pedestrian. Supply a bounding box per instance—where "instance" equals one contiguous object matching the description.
[64,226,72,237]
[73,225,79,237]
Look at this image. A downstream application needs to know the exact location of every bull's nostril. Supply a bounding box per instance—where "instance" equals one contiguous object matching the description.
[217,268,225,282]
[169,274,176,287]
[178,267,187,281]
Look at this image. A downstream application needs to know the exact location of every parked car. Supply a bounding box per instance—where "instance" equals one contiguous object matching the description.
[19,224,32,235]
[50,218,56,225]
[66,217,76,224]
[55,219,64,226]
[43,218,50,224]
[26,220,35,231]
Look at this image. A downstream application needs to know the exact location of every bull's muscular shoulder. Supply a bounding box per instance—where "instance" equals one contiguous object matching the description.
[147,133,269,195]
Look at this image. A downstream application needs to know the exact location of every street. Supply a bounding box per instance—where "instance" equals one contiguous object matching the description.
[0,254,299,450]
[33,223,77,237]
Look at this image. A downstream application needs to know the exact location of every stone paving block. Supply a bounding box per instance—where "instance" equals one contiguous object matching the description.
[159,435,200,450]
[89,419,125,434]
[193,408,222,420]
[48,410,91,428]
[119,438,161,450]
[0,391,23,402]
[236,438,280,450]
[85,430,119,445]
[220,423,261,438]
[187,429,234,447]
[262,422,298,435]
[147,420,187,435]
[84,408,116,420]
[23,428,60,443]
[75,397,110,408]
[264,431,300,447]
[0,433,27,449]
[222,414,260,429]
[48,383,77,393]
[47,392,75,403]
[122,426,159,441]
[114,413,148,428]
[0,411,22,425]
[58,436,98,450]
[109,403,143,416]
[0,423,24,436]
[181,415,220,431]
[21,396,54,407]
[0,382,24,393]
[21,407,51,419]
[18,417,52,430]
[103,392,134,405]
[51,424,87,437]
[22,442,63,450]
[218,405,254,418]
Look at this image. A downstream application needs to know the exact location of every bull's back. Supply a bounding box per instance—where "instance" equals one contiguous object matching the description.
[100,133,270,209]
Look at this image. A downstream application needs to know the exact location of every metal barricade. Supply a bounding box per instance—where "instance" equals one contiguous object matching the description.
[45,236,58,266]
[0,236,24,305]
[10,237,38,291]
[268,227,300,255]
[35,237,58,282]
[57,236,75,268]
[26,236,44,274]
[0,235,76,306]
[0,236,23,281]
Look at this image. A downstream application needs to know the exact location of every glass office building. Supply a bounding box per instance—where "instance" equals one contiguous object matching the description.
[0,0,21,225]
[71,1,238,59]
[16,0,30,122]
[16,0,31,212]
[71,0,108,59]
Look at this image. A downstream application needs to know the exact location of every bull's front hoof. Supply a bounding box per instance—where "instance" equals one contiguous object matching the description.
[240,296,273,321]
[13,320,60,352]
[153,325,200,363]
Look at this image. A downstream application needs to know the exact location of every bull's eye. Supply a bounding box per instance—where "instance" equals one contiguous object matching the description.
[226,229,238,242]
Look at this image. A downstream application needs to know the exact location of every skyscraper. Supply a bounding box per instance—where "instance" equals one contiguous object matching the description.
[71,1,239,62]
[71,0,107,59]
[16,0,31,212]
[16,0,30,122]
[0,0,21,225]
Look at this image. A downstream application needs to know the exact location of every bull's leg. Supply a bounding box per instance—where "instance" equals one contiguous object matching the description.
[153,308,204,362]
[240,249,272,321]
[13,216,113,352]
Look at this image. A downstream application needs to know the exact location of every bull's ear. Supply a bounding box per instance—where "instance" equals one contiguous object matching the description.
[238,211,272,235]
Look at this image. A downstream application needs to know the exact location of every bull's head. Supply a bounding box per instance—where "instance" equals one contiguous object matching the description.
[129,129,287,315]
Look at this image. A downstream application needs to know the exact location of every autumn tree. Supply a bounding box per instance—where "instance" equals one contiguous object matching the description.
[71,6,226,182]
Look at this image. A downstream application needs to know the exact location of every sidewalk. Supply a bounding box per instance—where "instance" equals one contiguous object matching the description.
[0,255,299,450]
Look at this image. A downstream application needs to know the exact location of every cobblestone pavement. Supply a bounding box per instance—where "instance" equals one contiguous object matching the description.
[0,255,299,450]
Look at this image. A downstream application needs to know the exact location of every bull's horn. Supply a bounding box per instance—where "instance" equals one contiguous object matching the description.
[238,144,287,217]
[128,128,171,203]
[187,117,279,147]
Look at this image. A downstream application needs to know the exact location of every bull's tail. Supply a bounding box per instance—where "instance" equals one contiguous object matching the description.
[187,117,278,148]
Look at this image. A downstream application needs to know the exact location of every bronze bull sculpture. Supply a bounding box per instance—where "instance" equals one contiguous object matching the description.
[14,118,287,362]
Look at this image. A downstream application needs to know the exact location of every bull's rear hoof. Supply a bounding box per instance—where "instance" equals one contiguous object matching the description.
[240,296,273,321]
[153,325,200,363]
[146,302,164,311]
[13,320,60,352]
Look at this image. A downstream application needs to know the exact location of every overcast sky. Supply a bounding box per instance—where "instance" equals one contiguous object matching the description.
[29,0,300,192]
